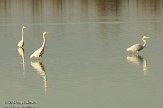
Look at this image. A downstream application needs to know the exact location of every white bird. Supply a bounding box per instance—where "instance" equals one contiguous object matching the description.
[18,26,26,48]
[30,32,48,59]
[126,36,150,53]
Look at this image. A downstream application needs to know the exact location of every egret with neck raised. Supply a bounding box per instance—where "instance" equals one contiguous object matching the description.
[126,36,150,53]
[30,32,48,59]
[18,26,26,48]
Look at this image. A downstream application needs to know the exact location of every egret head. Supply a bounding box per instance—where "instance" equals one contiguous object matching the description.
[22,26,26,29]
[142,36,150,39]
[43,32,49,37]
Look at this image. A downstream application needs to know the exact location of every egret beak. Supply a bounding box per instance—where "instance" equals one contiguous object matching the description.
[45,32,51,37]
[143,36,150,39]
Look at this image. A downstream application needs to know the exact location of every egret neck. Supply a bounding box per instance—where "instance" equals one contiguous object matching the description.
[142,37,147,48]
[41,32,46,49]
[21,26,25,41]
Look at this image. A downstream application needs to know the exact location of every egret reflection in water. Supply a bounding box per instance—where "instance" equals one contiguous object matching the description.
[31,61,47,95]
[127,54,148,76]
[18,48,25,75]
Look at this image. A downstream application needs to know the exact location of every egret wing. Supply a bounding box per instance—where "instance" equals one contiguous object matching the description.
[127,44,143,52]
[18,40,24,48]
[30,48,42,58]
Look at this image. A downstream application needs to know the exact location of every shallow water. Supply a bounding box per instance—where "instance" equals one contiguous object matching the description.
[1,0,163,108]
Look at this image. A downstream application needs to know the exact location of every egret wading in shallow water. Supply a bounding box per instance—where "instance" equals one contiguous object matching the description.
[18,26,26,48]
[126,36,150,53]
[30,32,48,59]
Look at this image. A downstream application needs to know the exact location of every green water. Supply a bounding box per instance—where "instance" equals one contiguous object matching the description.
[1,0,163,108]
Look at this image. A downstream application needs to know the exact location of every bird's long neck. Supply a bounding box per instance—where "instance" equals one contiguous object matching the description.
[142,38,146,48]
[41,34,46,49]
[22,27,24,41]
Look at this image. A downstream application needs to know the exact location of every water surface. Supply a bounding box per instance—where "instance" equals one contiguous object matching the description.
[1,0,163,108]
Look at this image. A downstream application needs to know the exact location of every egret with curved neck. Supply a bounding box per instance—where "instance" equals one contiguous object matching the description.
[18,26,26,48]
[126,36,150,53]
[30,32,48,59]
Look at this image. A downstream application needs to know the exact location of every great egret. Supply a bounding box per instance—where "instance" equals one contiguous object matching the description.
[126,36,150,53]
[30,32,48,59]
[18,26,26,48]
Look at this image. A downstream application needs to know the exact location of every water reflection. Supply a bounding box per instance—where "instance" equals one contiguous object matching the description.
[127,54,148,76]
[31,61,47,95]
[0,0,162,24]
[18,48,25,75]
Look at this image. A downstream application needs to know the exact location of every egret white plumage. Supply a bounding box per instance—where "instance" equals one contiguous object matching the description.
[30,32,48,59]
[18,26,26,48]
[126,36,150,53]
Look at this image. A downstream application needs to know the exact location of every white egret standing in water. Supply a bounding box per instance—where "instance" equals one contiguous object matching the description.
[18,26,26,48]
[126,36,150,53]
[30,32,48,59]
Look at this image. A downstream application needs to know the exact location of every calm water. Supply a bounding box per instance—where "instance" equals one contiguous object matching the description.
[1,0,163,108]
